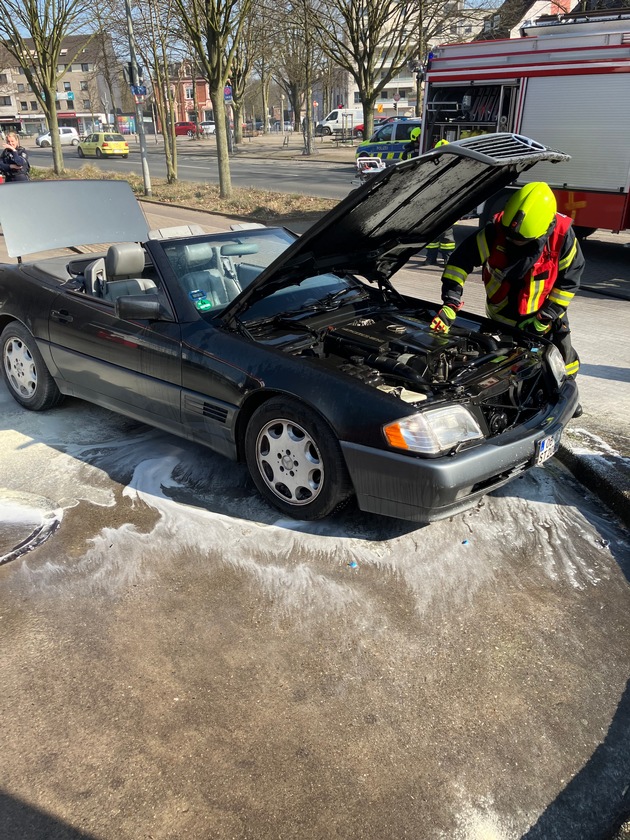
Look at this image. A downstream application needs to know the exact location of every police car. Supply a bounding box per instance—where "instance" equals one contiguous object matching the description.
[355,119,422,162]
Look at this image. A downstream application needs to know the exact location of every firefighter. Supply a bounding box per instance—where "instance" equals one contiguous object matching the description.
[430,182,584,411]
[402,126,421,159]
[423,139,455,265]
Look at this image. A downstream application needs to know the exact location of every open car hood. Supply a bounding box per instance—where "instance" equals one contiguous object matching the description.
[0,180,149,258]
[225,134,569,318]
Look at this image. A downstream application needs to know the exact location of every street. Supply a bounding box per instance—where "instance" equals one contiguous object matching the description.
[1,199,629,839]
[26,140,354,200]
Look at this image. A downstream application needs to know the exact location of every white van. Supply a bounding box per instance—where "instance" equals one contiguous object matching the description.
[36,126,80,147]
[316,108,363,136]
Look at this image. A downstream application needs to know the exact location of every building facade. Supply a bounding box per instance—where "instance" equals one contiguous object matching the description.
[0,34,127,138]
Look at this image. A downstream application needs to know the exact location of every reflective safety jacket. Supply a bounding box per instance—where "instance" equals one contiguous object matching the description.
[440,212,584,325]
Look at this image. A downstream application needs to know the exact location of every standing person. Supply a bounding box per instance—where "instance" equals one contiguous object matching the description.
[0,131,30,182]
[423,139,455,265]
[402,126,421,159]
[429,182,584,411]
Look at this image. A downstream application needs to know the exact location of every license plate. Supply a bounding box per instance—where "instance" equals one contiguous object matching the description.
[536,434,556,465]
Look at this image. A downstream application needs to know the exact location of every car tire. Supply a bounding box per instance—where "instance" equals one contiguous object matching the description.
[355,129,363,139]
[244,397,353,520]
[121,154,128,159]
[71,138,79,146]
[41,140,50,148]
[1,323,63,411]
[324,127,332,136]
[77,147,84,157]
[96,148,103,158]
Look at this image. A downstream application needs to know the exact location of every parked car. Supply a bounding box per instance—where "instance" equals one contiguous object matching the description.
[175,121,199,137]
[353,116,399,139]
[77,132,129,159]
[0,134,577,523]
[35,126,80,147]
[200,121,216,135]
[356,118,422,162]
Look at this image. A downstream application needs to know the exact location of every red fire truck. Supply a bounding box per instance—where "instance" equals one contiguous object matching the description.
[421,9,630,236]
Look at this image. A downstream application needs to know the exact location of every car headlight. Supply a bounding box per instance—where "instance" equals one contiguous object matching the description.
[383,404,483,455]
[546,345,566,387]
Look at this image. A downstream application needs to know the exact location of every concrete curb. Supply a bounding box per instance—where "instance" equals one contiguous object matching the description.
[556,440,630,529]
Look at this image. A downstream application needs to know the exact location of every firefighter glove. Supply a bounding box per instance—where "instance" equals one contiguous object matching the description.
[519,315,551,335]
[537,300,565,323]
[430,304,459,334]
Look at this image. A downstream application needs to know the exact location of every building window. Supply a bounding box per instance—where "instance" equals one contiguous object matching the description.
[57,64,67,73]
[66,100,74,110]
[493,13,501,26]
[81,63,89,72]
[64,81,72,91]
[83,99,90,109]
[185,86,194,100]
[80,80,88,91]
[20,101,28,110]
[353,92,360,104]
[450,23,458,34]
[464,24,472,33]
[380,90,389,100]
[484,20,491,31]
[17,67,25,75]
[31,101,38,110]
[61,48,68,56]
[0,74,7,84]
[0,96,11,106]
[17,83,25,92]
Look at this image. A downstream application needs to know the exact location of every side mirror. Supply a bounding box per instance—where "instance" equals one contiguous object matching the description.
[115,293,163,321]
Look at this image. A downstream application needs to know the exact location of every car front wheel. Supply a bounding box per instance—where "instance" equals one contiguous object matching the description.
[40,140,50,148]
[1,323,63,411]
[245,397,353,520]
[77,147,84,157]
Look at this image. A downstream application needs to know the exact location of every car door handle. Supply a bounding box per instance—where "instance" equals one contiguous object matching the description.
[50,309,73,323]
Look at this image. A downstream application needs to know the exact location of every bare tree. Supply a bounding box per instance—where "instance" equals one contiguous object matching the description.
[172,0,254,198]
[0,0,93,173]
[314,0,417,141]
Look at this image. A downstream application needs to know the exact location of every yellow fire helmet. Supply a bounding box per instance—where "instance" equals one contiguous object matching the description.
[434,138,448,147]
[501,182,557,240]
[409,127,421,141]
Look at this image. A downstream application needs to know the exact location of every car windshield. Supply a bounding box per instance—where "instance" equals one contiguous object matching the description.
[240,273,366,324]
[159,228,297,312]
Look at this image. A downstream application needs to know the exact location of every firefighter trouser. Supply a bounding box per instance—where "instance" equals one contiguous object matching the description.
[425,227,455,263]
[550,313,580,379]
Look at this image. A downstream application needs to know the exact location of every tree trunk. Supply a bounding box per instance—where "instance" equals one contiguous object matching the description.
[211,86,232,198]
[45,102,64,175]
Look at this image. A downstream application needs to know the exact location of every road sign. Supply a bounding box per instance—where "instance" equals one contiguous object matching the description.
[131,85,147,96]
[224,84,233,104]
[313,101,318,107]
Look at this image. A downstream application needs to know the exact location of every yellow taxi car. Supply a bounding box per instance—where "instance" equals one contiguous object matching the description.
[78,132,129,159]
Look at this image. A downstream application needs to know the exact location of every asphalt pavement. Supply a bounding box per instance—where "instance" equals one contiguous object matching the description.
[1,148,630,839]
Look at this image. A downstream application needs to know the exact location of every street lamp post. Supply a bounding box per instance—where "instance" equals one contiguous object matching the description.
[124,0,151,196]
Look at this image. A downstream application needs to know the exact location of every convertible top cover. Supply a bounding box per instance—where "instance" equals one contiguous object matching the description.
[0,180,149,258]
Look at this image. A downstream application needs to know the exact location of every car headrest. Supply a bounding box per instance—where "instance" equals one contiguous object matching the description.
[106,243,146,279]
[183,242,217,268]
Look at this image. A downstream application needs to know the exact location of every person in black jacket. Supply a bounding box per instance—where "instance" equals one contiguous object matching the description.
[0,132,30,182]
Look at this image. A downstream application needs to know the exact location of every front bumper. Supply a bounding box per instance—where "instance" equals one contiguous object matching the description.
[341,379,579,523]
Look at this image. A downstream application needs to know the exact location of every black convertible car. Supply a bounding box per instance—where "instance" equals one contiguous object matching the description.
[0,134,578,522]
